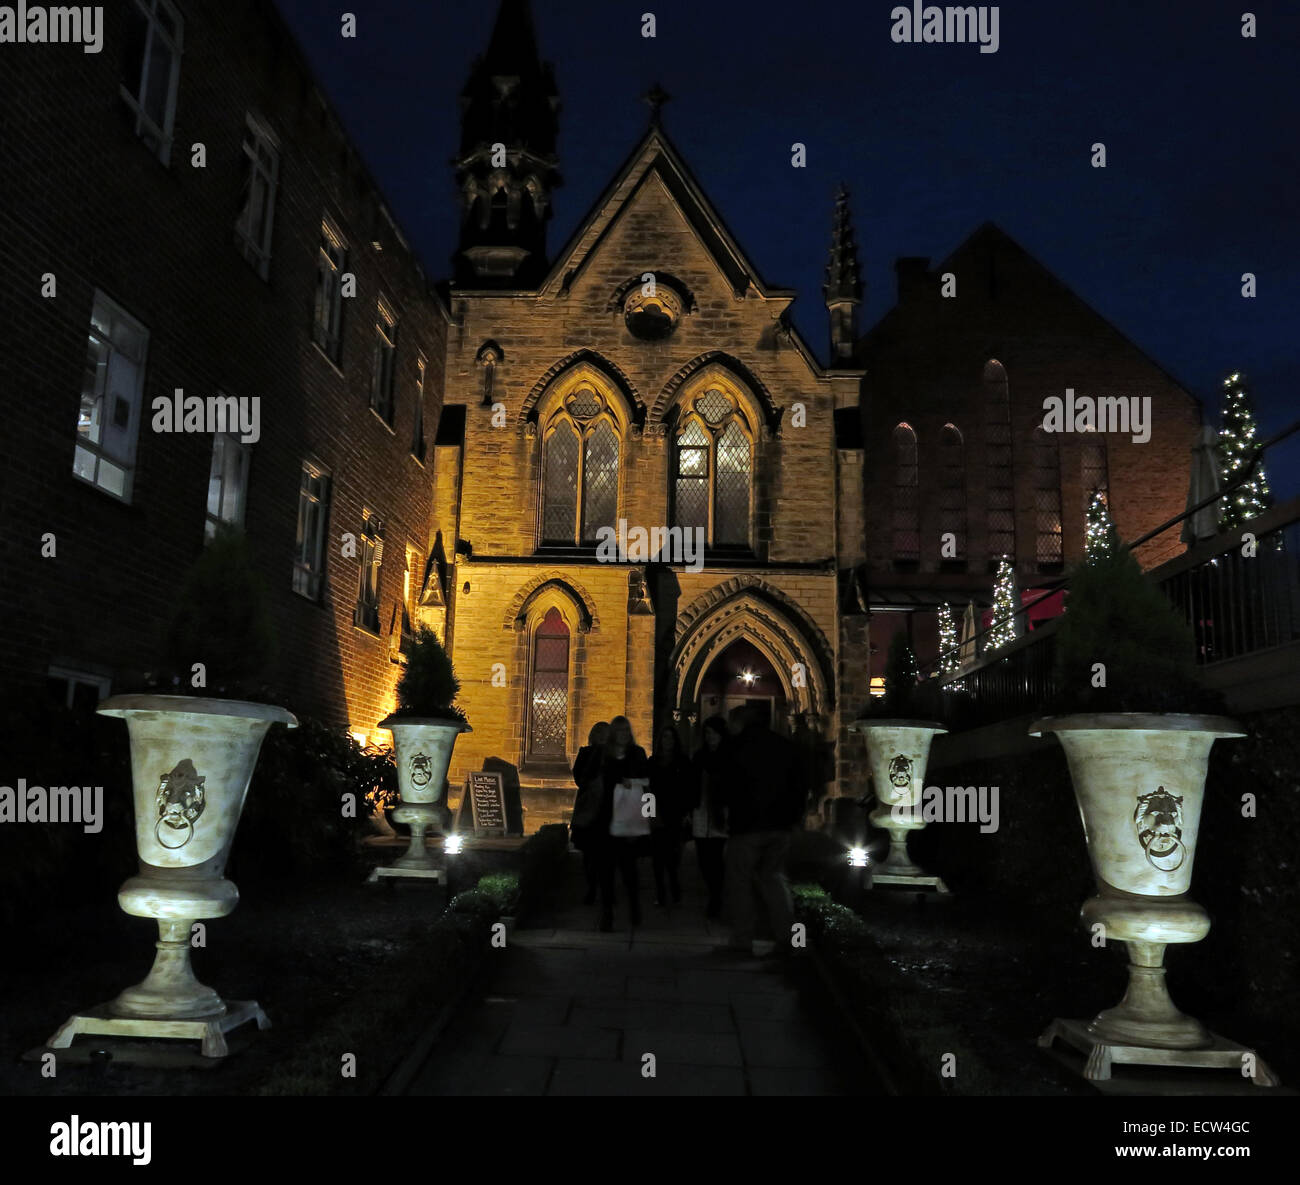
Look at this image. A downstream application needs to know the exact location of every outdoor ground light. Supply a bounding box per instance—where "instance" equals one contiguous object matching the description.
[848,847,870,868]
[444,833,464,855]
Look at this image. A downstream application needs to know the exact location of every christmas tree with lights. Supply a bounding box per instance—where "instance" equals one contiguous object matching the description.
[938,602,964,690]
[1084,490,1116,561]
[1217,372,1272,532]
[987,557,1020,653]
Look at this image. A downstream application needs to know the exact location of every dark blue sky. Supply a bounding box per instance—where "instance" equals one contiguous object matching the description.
[274,0,1299,496]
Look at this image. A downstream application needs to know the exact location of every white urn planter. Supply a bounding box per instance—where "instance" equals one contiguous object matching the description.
[1032,713,1279,1085]
[368,715,469,884]
[48,695,296,1058]
[848,719,948,892]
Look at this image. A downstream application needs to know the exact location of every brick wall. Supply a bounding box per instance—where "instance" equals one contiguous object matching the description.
[0,0,448,733]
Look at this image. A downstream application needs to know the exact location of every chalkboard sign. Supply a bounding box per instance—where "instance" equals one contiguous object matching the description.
[463,771,507,836]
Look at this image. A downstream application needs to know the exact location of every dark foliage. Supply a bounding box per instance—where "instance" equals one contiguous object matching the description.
[392,627,466,722]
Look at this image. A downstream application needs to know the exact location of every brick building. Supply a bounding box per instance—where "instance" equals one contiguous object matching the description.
[0,0,1203,828]
[0,0,449,736]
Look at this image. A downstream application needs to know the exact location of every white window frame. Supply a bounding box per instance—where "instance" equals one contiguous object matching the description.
[314,218,347,360]
[293,461,330,600]
[205,429,251,541]
[236,113,281,280]
[119,0,184,166]
[411,354,427,460]
[370,298,398,424]
[73,291,149,503]
[354,511,384,633]
[48,664,112,710]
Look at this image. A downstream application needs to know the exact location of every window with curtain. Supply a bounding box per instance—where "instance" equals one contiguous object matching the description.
[892,423,919,563]
[528,607,570,758]
[984,359,1014,563]
[671,387,753,547]
[540,387,620,544]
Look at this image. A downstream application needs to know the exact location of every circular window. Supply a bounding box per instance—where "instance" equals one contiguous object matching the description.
[624,287,682,341]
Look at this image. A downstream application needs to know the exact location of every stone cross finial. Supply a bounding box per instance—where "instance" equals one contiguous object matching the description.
[643,83,671,125]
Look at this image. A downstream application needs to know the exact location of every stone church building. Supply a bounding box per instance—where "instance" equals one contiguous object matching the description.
[428,0,1198,824]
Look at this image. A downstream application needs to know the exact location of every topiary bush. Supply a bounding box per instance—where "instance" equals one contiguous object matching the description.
[392,627,465,723]
[1052,522,1219,713]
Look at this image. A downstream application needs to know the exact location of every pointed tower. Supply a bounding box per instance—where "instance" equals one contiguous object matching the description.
[823,184,862,363]
[453,0,562,287]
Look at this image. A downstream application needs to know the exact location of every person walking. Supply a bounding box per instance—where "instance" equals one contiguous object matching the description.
[570,721,609,905]
[690,715,730,919]
[721,705,809,957]
[596,715,648,931]
[648,723,690,907]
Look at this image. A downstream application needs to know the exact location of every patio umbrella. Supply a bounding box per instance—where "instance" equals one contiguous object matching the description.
[1181,424,1223,544]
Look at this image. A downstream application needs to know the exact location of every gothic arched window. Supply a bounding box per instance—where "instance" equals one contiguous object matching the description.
[940,423,965,562]
[671,386,753,548]
[1033,426,1063,568]
[984,360,1014,564]
[892,423,919,563]
[528,607,570,758]
[1081,436,1109,507]
[540,386,621,545]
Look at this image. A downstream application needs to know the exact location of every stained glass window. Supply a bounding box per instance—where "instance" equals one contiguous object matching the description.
[674,420,710,534]
[529,607,569,757]
[715,421,751,545]
[568,389,602,419]
[542,420,579,542]
[581,420,619,541]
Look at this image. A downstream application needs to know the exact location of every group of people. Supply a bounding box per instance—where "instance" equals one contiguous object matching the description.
[569,705,809,952]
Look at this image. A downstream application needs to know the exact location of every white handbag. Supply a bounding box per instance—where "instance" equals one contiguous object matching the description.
[610,777,651,837]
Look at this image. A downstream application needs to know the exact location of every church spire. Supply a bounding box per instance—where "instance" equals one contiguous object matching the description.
[453,0,562,287]
[823,184,862,362]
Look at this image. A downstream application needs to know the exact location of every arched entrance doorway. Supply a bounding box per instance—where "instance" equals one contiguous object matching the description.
[696,638,788,735]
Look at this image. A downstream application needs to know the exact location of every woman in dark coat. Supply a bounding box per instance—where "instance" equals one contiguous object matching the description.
[570,721,610,905]
[690,715,731,918]
[649,724,691,906]
[595,715,649,931]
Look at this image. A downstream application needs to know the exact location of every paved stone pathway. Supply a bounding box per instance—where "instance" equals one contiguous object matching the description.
[404,851,885,1095]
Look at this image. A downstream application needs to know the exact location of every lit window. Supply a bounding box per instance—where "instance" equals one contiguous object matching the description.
[541,387,621,545]
[205,429,250,540]
[671,387,753,548]
[528,607,570,758]
[235,114,280,279]
[370,299,398,424]
[355,511,384,633]
[313,219,347,361]
[120,0,183,165]
[293,462,330,600]
[73,292,148,502]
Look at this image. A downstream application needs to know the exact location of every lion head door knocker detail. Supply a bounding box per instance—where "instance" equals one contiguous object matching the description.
[408,752,434,790]
[155,758,206,850]
[1134,786,1186,872]
[888,754,913,790]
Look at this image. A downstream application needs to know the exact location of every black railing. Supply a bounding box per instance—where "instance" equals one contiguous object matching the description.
[920,420,1300,730]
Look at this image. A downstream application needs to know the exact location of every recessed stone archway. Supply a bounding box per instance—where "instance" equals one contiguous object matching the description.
[669,577,834,722]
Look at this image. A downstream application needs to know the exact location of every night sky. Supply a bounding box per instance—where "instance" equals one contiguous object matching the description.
[274,0,1299,496]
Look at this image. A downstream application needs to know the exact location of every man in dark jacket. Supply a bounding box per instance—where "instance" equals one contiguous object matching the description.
[721,704,809,955]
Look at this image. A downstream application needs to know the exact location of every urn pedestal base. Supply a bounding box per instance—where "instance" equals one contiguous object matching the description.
[870,871,950,894]
[367,864,444,884]
[367,800,444,883]
[1039,1018,1280,1087]
[47,999,269,1059]
[868,813,949,893]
